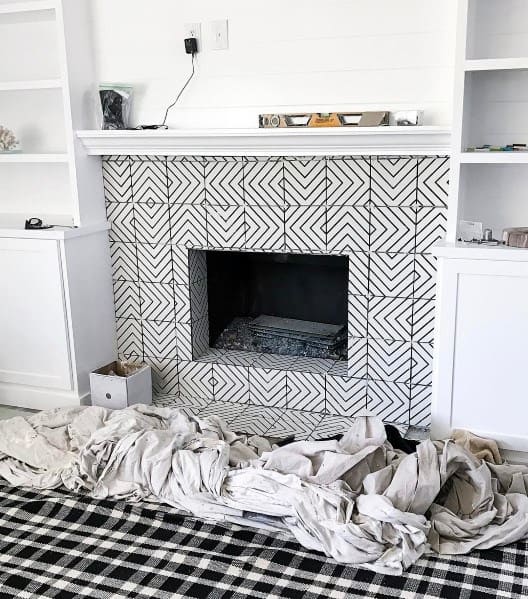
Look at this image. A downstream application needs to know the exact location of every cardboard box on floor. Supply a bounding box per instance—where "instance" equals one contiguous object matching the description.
[90,361,152,409]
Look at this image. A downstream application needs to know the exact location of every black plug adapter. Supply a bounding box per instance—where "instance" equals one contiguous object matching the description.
[184,37,198,54]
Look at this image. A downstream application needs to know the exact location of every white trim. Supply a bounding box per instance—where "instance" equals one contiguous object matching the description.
[76,126,451,157]
[433,241,528,262]
[464,57,528,71]
[0,221,109,240]
[460,152,528,164]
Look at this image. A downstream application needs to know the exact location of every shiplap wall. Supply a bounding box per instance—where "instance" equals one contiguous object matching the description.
[90,0,457,129]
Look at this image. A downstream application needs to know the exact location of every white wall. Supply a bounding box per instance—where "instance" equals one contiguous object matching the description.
[90,0,457,129]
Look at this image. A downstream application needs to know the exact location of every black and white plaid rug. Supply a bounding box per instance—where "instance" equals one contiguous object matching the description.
[0,483,527,599]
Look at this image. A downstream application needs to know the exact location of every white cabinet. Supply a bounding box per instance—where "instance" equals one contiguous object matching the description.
[432,250,528,452]
[0,228,116,410]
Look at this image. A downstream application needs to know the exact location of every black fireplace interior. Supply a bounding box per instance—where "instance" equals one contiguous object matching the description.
[206,251,348,348]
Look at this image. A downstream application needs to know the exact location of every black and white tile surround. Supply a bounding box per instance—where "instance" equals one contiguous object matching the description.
[103,154,449,428]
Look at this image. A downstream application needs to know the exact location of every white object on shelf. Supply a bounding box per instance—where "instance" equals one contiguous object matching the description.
[76,126,451,157]
[0,230,116,410]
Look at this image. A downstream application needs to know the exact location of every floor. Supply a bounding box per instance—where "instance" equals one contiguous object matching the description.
[0,399,429,441]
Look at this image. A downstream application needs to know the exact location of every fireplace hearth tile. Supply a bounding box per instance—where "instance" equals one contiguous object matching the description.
[170,204,207,248]
[309,414,356,440]
[286,370,325,413]
[325,376,367,416]
[245,205,285,250]
[290,357,335,375]
[253,353,298,370]
[136,243,173,284]
[211,364,250,403]
[283,159,326,207]
[191,317,210,359]
[409,384,432,426]
[368,338,412,384]
[266,409,324,441]
[195,348,228,364]
[179,361,214,402]
[148,358,179,395]
[327,205,370,253]
[198,400,248,422]
[371,156,418,207]
[211,349,261,367]
[367,380,410,425]
[167,160,205,205]
[249,367,287,408]
[230,405,284,436]
[326,157,370,207]
[285,206,326,252]
[116,317,143,359]
[369,253,415,298]
[348,252,370,296]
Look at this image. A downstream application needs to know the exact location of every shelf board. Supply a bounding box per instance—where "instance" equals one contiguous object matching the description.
[460,152,528,164]
[433,241,528,262]
[0,1,56,15]
[0,153,68,163]
[77,126,451,157]
[0,78,62,91]
[464,57,528,72]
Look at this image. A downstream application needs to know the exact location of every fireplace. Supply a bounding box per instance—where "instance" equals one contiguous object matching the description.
[205,250,348,361]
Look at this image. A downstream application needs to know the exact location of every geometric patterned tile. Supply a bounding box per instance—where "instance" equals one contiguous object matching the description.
[283,159,326,206]
[113,280,140,319]
[325,375,367,417]
[417,157,449,208]
[327,206,370,253]
[115,317,143,359]
[369,253,415,298]
[286,370,325,412]
[249,367,287,408]
[174,283,191,323]
[349,251,370,296]
[194,348,228,364]
[167,160,205,205]
[171,246,191,286]
[178,361,214,402]
[110,241,138,282]
[285,206,326,252]
[348,338,368,378]
[368,338,412,383]
[107,202,136,243]
[252,353,298,370]
[409,384,432,427]
[136,243,173,283]
[326,157,370,206]
[189,278,208,322]
[191,317,210,359]
[142,320,178,360]
[139,282,175,322]
[134,203,171,245]
[130,160,168,203]
[206,205,245,249]
[348,294,369,338]
[266,410,324,441]
[371,157,417,207]
[411,299,435,344]
[415,207,447,254]
[188,250,207,283]
[370,207,416,253]
[211,364,250,403]
[213,350,260,367]
[309,414,356,440]
[368,296,413,342]
[245,205,285,251]
[243,160,284,206]
[198,399,248,424]
[102,159,132,204]
[170,204,207,248]
[230,405,284,436]
[148,357,179,395]
[204,161,244,206]
[367,380,410,425]
[410,342,433,386]
[175,322,193,361]
[290,357,335,375]
[413,253,437,300]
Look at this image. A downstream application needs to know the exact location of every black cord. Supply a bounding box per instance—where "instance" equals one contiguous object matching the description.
[161,53,196,127]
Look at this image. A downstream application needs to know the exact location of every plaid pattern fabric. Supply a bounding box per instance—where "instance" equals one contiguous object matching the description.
[1,483,527,599]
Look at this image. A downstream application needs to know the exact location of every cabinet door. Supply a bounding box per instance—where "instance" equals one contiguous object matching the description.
[432,258,528,451]
[0,238,72,390]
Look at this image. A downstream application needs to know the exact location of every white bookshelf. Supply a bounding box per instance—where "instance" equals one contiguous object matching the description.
[0,0,105,228]
[447,0,528,241]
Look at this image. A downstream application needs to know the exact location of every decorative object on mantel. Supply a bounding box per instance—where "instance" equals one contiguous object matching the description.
[99,84,133,130]
[392,110,424,126]
[503,227,528,248]
[259,111,390,128]
[0,125,19,152]
[458,221,502,246]
[466,143,528,152]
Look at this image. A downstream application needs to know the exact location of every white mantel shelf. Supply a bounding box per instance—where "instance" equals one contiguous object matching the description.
[76,126,451,157]
[433,240,528,262]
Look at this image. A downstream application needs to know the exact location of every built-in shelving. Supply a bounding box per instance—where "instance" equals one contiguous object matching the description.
[460,152,528,164]
[464,57,528,71]
[0,78,62,91]
[0,1,56,16]
[0,153,68,163]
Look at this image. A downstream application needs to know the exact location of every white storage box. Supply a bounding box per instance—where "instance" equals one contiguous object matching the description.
[90,361,152,409]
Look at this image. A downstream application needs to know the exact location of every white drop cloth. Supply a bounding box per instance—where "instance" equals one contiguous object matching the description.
[0,404,527,574]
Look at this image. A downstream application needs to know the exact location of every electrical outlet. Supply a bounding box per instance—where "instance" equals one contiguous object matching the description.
[211,19,229,50]
[184,22,201,50]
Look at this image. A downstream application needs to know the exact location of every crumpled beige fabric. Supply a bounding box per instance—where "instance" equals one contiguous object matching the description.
[452,429,503,464]
[1,405,528,575]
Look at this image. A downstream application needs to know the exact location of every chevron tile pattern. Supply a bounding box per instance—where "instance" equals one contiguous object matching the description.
[103,154,449,427]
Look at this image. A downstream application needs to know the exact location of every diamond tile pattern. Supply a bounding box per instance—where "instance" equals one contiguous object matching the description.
[103,154,448,426]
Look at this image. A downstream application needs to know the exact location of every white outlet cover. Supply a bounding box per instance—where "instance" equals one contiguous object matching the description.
[184,22,201,46]
[211,19,228,50]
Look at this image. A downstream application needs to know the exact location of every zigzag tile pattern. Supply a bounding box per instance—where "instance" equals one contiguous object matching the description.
[103,155,449,427]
